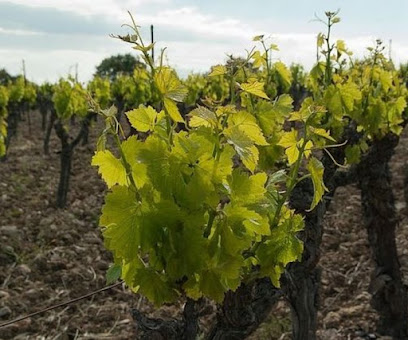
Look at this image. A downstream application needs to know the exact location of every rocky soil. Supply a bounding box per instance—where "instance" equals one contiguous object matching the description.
[1,113,408,339]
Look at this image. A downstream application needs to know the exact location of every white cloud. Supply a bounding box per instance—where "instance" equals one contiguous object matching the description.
[0,0,170,18]
[0,27,44,36]
[1,2,408,83]
[0,46,128,83]
[136,7,254,40]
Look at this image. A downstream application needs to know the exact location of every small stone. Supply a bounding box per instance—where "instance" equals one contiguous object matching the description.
[323,311,341,328]
[339,305,364,316]
[355,330,366,337]
[396,202,405,212]
[0,290,10,299]
[24,289,39,301]
[15,264,31,276]
[0,226,19,237]
[96,261,109,271]
[39,216,55,227]
[0,306,11,318]
[32,254,47,271]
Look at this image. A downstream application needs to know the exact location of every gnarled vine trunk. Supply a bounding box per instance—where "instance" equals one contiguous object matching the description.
[207,279,282,339]
[57,146,72,208]
[54,113,94,208]
[81,112,97,145]
[357,133,408,339]
[132,298,200,340]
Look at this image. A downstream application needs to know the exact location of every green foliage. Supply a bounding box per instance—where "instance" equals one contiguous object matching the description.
[23,81,37,107]
[183,72,229,107]
[91,16,338,308]
[0,68,13,86]
[88,76,111,109]
[90,12,408,311]
[8,76,25,103]
[53,78,87,120]
[111,65,156,112]
[89,10,408,313]
[37,83,54,107]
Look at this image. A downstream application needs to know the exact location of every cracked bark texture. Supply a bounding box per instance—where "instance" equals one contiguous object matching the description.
[357,133,408,339]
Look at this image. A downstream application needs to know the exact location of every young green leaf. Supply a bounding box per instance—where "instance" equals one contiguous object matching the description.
[92,150,127,188]
[126,105,157,132]
[164,97,184,123]
[209,65,227,77]
[306,157,328,210]
[240,81,269,100]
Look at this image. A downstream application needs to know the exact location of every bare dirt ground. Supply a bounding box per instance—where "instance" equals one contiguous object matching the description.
[1,113,408,339]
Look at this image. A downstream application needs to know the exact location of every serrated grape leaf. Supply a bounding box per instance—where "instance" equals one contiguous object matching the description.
[121,258,143,292]
[252,51,266,69]
[215,220,252,255]
[339,82,361,111]
[277,129,299,165]
[227,170,267,205]
[274,94,293,114]
[209,65,227,77]
[310,127,336,142]
[92,150,127,188]
[215,105,237,117]
[121,136,148,189]
[126,105,157,132]
[304,138,313,158]
[274,62,292,88]
[225,205,270,237]
[228,111,269,145]
[165,222,208,279]
[257,210,304,286]
[135,268,178,306]
[138,136,170,195]
[155,67,187,102]
[307,157,328,210]
[189,105,218,128]
[277,129,297,148]
[256,95,293,135]
[164,97,184,123]
[213,144,235,182]
[240,81,269,100]
[170,132,227,208]
[225,126,259,172]
[100,186,141,261]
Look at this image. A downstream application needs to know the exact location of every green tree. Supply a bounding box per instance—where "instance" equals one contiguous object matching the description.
[95,53,145,81]
[0,68,13,86]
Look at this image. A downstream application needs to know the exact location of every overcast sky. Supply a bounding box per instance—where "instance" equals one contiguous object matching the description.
[1,0,408,83]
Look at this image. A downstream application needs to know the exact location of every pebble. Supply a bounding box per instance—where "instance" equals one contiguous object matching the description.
[0,290,10,299]
[0,225,19,238]
[323,311,341,328]
[15,264,31,276]
[0,306,11,318]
